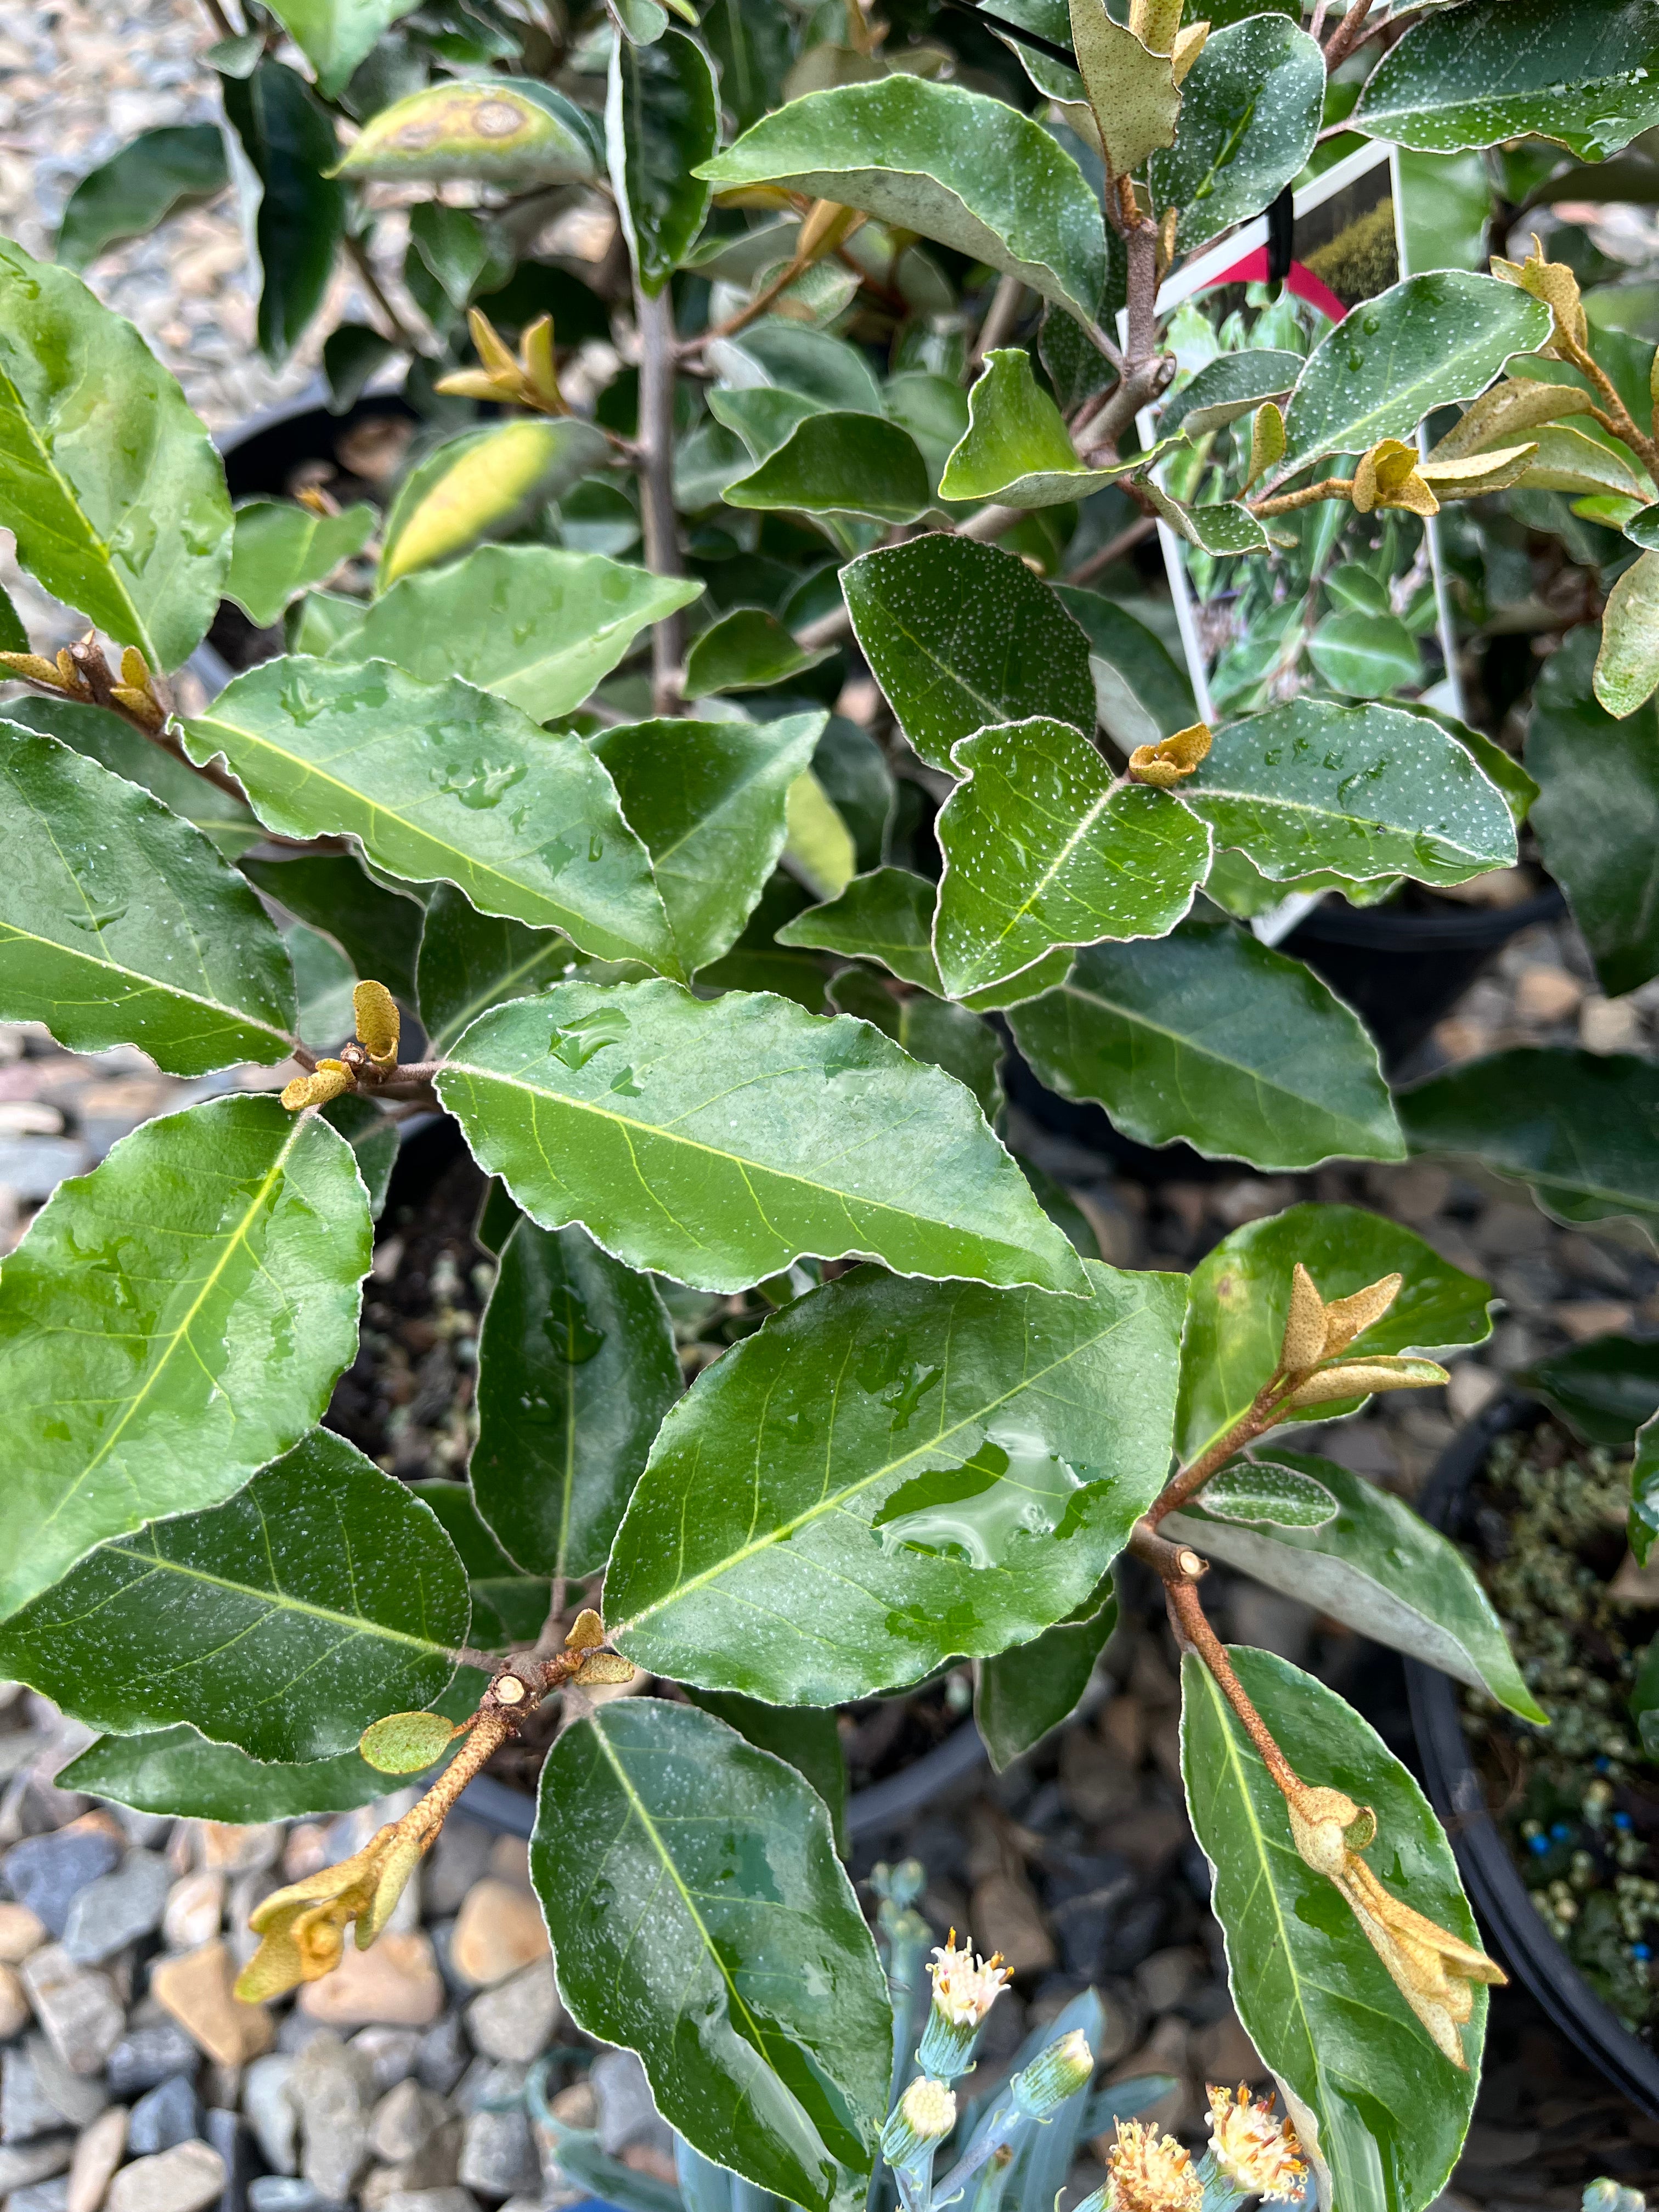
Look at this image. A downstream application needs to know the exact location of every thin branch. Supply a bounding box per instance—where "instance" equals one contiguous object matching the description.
[1321,0,1375,70]
[1145,1380,1288,1527]
[635,281,688,714]
[1250,474,1353,516]
[1163,1571,1312,1808]
[344,235,425,354]
[970,274,1027,370]
[1065,512,1158,585]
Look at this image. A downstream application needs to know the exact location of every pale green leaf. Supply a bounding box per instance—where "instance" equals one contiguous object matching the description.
[609,27,720,296]
[1150,17,1323,249]
[1595,548,1659,716]
[1306,608,1420,698]
[782,769,857,903]
[266,0,421,95]
[939,349,1165,509]
[774,866,1072,1008]
[1198,1461,1337,1528]
[57,125,229,272]
[725,413,932,524]
[378,420,611,589]
[225,499,374,628]
[684,607,834,694]
[335,78,600,185]
[1065,3,1178,183]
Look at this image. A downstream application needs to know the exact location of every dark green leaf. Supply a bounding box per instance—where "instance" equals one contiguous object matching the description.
[241,851,425,1006]
[775,867,1070,1009]
[1007,921,1403,1170]
[610,27,720,295]
[1306,609,1420,698]
[939,349,1155,509]
[827,970,1005,1121]
[1595,548,1659,718]
[1625,501,1659,552]
[324,324,399,415]
[285,919,356,1055]
[221,61,346,365]
[472,1217,681,1580]
[1051,586,1196,753]
[0,582,23,655]
[1521,1334,1659,1447]
[1403,702,1538,828]
[378,420,611,588]
[607,1260,1183,1700]
[409,1480,550,1648]
[842,536,1094,773]
[60,1726,398,1822]
[699,0,793,131]
[532,1699,891,2210]
[336,78,600,186]
[4,695,258,857]
[685,607,834,693]
[436,979,1090,1295]
[1159,350,1304,437]
[416,883,574,1056]
[266,0,421,95]
[225,500,375,627]
[0,1429,468,1760]
[323,1094,399,1220]
[976,1590,1116,1773]
[57,125,229,271]
[1149,16,1323,249]
[0,1094,370,1621]
[684,1688,848,1852]
[726,413,932,526]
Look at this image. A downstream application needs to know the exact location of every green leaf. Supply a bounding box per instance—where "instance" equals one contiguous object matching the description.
[1277,274,1554,476]
[416,883,574,1055]
[378,420,611,588]
[339,544,701,723]
[1176,698,1518,885]
[286,919,356,1055]
[1624,501,1659,551]
[1595,548,1659,717]
[1149,17,1323,250]
[473,1217,681,1580]
[437,979,1089,1295]
[685,607,834,694]
[775,867,1070,1009]
[240,851,425,1005]
[1198,1462,1337,1527]
[700,0,792,131]
[225,499,375,627]
[683,1688,848,1852]
[590,713,826,972]
[1527,625,1659,995]
[57,125,229,271]
[265,0,420,94]
[1352,0,1659,162]
[1398,1047,1659,1230]
[323,1094,398,1222]
[1183,1647,1483,2210]
[0,580,23,654]
[0,238,232,671]
[1632,1412,1659,1567]
[0,722,297,1074]
[183,657,680,974]
[1064,3,1178,184]
[827,970,1005,1121]
[532,1699,891,2210]
[609,27,720,296]
[1159,349,1304,438]
[5,695,258,857]
[1169,1451,1542,1721]
[883,369,972,495]
[842,537,1095,774]
[710,318,883,413]
[696,77,1107,320]
[811,717,893,874]
[1145,489,1272,555]
[1006,919,1403,1170]
[360,1709,459,1774]
[976,1589,1116,1773]
[220,60,346,366]
[607,1260,1183,1700]
[410,1479,549,1649]
[59,1726,400,1822]
[0,1429,469,1760]
[334,78,600,185]
[0,1094,370,1622]
[725,413,932,525]
[1306,608,1420,698]
[1522,1334,1659,1447]
[1175,1201,1492,1463]
[1404,701,1539,828]
[1052,586,1197,753]
[939,349,1158,510]
[782,770,857,903]
[933,719,1212,997]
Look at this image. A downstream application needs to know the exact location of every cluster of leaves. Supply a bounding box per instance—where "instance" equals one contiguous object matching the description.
[3,0,1659,2207]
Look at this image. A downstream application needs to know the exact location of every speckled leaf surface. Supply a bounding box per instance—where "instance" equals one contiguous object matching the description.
[0,1095,371,1622]
[0,723,297,1074]
[61,1727,400,1821]
[436,980,1087,1295]
[1183,1648,1483,2212]
[842,537,1094,771]
[416,884,578,1058]
[1007,921,1402,1169]
[184,657,679,974]
[933,719,1211,997]
[606,1261,1184,1701]
[1175,698,1517,885]
[1150,17,1323,249]
[0,1429,469,1760]
[775,868,1071,1008]
[472,1217,681,1580]
[696,78,1107,319]
[533,1699,892,2210]
[725,414,932,525]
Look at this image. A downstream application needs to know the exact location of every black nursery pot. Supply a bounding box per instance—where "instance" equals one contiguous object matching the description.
[1404,1396,1659,2118]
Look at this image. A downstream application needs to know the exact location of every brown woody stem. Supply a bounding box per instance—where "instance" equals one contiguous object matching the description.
[635,281,688,714]
[1163,1572,1312,1809]
[1250,476,1354,516]
[1321,0,1375,70]
[1144,1381,1289,1527]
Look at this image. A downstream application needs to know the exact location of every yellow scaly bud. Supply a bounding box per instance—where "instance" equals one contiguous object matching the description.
[353,979,400,1074]
[1127,721,1211,788]
[280,1059,354,1111]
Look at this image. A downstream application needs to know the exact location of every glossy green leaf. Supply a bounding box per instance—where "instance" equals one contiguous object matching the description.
[472,1217,681,1580]
[183,658,680,974]
[683,1688,848,1853]
[410,1479,549,1649]
[590,713,825,972]
[416,883,574,1055]
[1353,0,1659,162]
[1399,1047,1659,1230]
[1595,548,1659,717]
[286,919,356,1055]
[241,851,425,1006]
[533,1699,891,2210]
[775,867,1071,1009]
[710,318,884,413]
[57,125,229,271]
[697,77,1107,320]
[1276,274,1553,476]
[1624,501,1659,551]
[976,1590,1116,1773]
[0,238,231,671]
[609,27,720,296]
[933,719,1211,997]
[1052,586,1197,753]
[0,1429,469,1760]
[1405,702,1538,828]
[378,420,611,588]
[1006,920,1403,1170]
[1169,1451,1542,1720]
[939,349,1156,509]
[1176,698,1517,885]
[60,1726,399,1822]
[1198,1461,1338,1528]
[221,60,346,366]
[607,1260,1183,1700]
[0,722,297,1074]
[335,78,600,185]
[5,695,259,857]
[266,0,420,94]
[0,1094,370,1622]
[436,979,1088,1295]
[685,607,834,693]
[323,1094,398,1222]
[1522,1334,1659,1448]
[1306,609,1420,698]
[1183,1647,1483,2211]
[827,969,1004,1121]
[842,537,1095,773]
[1632,1413,1659,1566]
[338,545,701,723]
[1159,350,1304,438]
[1527,625,1659,995]
[1149,16,1323,249]
[225,500,375,627]
[1065,3,1177,183]
[1175,1201,1492,1463]
[725,413,932,525]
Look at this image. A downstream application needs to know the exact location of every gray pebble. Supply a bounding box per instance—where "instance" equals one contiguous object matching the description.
[0,1138,89,1202]
[108,2027,201,2100]
[348,2030,422,2096]
[205,2105,255,2212]
[10,2176,70,2212]
[413,2020,466,2100]
[0,2136,74,2191]
[22,1946,125,2077]
[590,2048,670,2160]
[288,2035,375,2205]
[2,1832,121,1939]
[63,1852,171,1965]
[376,2192,478,2212]
[456,2109,539,2199]
[246,2181,345,2212]
[462,1962,557,2067]
[368,2083,450,2168]
[3,2039,108,2142]
[240,2056,296,2179]
[128,2078,202,2158]
[420,1826,492,1924]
